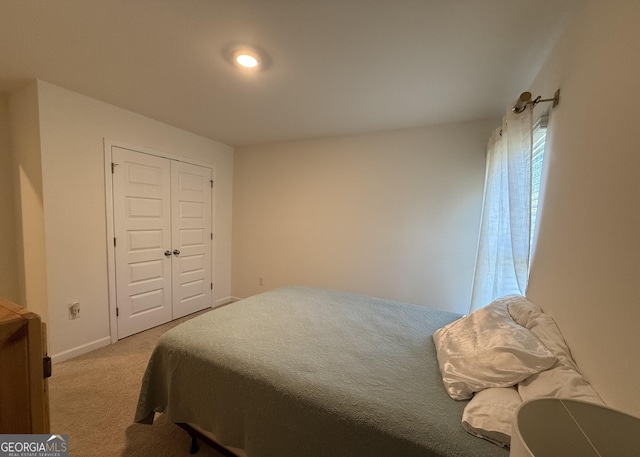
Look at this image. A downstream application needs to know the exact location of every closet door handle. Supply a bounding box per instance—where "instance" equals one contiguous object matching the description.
[164,250,172,257]
[173,249,181,256]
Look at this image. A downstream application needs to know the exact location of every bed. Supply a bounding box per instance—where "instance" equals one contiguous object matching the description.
[135,286,597,457]
[135,286,509,456]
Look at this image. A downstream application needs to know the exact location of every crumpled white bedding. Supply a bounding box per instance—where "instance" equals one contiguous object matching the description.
[434,295,603,447]
[433,296,557,401]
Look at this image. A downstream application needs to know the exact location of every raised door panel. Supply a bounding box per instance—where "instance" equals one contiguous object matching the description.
[112,147,172,338]
[171,161,212,319]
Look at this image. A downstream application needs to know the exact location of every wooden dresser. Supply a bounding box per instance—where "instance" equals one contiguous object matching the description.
[0,298,50,433]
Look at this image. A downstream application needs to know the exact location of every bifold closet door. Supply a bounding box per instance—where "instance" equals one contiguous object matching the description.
[112,147,173,339]
[170,161,212,319]
[112,148,213,338]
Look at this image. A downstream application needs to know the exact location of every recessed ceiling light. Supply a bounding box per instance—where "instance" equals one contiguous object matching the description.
[231,47,262,71]
[235,53,258,68]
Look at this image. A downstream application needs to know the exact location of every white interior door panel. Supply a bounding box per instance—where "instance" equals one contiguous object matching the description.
[171,161,212,319]
[112,147,172,339]
[111,147,213,338]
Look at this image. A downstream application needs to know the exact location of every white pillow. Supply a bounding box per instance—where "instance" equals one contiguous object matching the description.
[508,299,604,405]
[433,296,557,400]
[509,300,576,368]
[518,366,603,404]
[462,387,522,448]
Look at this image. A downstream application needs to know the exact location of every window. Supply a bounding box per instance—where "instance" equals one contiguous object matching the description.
[530,116,547,261]
[470,109,547,312]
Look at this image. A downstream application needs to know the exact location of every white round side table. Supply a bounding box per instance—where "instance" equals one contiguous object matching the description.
[510,398,640,457]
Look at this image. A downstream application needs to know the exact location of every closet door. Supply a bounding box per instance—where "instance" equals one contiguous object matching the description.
[171,161,213,319]
[112,147,173,339]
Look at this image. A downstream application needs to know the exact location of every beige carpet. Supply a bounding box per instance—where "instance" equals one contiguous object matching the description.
[49,310,226,457]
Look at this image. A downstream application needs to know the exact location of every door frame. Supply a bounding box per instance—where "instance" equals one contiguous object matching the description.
[103,139,215,343]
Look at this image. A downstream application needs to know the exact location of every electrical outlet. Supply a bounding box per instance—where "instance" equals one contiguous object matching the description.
[258,276,264,286]
[68,302,80,320]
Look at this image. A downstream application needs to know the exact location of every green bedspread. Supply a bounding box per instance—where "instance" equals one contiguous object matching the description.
[135,286,508,457]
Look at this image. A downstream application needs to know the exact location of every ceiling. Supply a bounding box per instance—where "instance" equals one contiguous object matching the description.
[0,0,578,147]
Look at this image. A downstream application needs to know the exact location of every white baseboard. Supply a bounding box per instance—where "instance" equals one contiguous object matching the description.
[214,296,239,307]
[51,336,111,364]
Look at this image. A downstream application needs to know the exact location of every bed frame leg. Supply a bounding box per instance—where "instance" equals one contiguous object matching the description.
[189,436,200,454]
[177,422,236,457]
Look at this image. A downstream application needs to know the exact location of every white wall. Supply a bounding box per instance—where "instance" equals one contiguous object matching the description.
[0,95,19,303]
[8,83,49,320]
[526,0,640,416]
[232,120,496,313]
[35,81,233,361]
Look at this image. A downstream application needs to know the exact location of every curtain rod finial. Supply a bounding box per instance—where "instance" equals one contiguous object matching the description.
[512,89,560,113]
[512,92,532,113]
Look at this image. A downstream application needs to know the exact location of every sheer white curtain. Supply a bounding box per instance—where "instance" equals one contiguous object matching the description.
[470,104,533,312]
